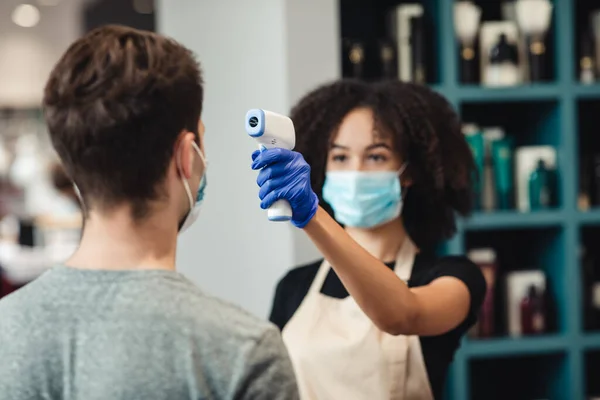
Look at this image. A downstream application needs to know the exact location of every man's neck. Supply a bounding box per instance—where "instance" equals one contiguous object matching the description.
[66,207,178,271]
[345,218,407,263]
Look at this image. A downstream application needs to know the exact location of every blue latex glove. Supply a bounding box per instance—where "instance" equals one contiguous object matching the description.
[251,148,319,228]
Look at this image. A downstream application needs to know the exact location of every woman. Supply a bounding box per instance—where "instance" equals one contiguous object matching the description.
[251,79,486,400]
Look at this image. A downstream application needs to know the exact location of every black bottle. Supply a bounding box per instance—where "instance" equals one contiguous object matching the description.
[592,154,600,206]
[460,38,479,84]
[527,35,547,82]
[378,39,397,80]
[342,39,365,79]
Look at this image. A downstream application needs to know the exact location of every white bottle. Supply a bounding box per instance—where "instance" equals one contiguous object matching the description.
[486,33,520,87]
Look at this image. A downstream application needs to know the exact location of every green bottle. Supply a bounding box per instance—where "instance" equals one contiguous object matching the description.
[463,125,484,211]
[529,159,553,210]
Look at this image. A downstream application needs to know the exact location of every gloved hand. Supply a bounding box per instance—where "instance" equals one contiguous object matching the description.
[251,148,319,228]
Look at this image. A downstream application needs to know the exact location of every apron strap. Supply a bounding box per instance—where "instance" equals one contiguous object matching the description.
[307,259,331,297]
[393,237,417,282]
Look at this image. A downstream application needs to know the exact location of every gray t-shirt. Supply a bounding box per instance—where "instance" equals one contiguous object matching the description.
[0,266,299,400]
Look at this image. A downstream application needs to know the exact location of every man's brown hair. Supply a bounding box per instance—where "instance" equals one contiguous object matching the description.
[43,25,203,219]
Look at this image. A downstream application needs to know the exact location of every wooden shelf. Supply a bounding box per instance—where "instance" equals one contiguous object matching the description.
[463,335,568,358]
[582,333,600,350]
[454,84,561,102]
[573,84,600,99]
[462,210,565,230]
[577,209,600,225]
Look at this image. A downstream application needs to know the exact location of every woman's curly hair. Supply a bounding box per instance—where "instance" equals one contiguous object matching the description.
[290,79,475,249]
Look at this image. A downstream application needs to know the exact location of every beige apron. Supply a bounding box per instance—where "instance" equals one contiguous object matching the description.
[282,238,434,400]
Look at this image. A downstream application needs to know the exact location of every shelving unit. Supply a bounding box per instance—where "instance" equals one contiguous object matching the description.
[337,0,600,398]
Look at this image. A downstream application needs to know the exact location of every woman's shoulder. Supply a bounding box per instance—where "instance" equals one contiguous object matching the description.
[269,259,323,330]
[412,253,481,283]
[276,259,323,291]
[412,253,487,311]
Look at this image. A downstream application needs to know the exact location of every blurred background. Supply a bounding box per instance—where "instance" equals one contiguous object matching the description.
[1,0,599,398]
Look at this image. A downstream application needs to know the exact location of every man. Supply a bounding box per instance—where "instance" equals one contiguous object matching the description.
[0,25,299,400]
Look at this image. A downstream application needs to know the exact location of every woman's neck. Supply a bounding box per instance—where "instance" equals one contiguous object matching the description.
[345,218,407,263]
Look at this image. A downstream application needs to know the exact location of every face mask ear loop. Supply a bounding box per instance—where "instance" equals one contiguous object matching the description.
[72,182,87,216]
[177,144,194,210]
[192,141,208,170]
[398,162,409,176]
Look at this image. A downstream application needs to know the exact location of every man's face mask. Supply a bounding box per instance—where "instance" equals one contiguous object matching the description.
[178,141,208,233]
[322,164,407,229]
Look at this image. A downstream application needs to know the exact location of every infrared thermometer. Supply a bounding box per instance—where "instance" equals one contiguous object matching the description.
[245,109,296,222]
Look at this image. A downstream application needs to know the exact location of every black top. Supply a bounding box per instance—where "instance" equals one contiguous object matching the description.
[269,252,486,400]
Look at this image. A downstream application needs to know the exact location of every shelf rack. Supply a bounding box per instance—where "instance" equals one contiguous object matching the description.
[337,0,600,398]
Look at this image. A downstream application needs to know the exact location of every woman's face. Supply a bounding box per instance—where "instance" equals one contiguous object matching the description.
[326,107,403,173]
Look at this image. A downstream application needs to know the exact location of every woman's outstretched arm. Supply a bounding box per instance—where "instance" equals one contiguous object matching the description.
[252,148,474,336]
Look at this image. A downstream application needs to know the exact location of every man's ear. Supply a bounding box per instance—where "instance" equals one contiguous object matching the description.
[174,131,197,180]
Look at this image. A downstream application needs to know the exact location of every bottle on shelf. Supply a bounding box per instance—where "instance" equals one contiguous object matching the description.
[491,135,515,210]
[580,29,596,84]
[453,1,481,84]
[592,10,600,78]
[410,15,426,84]
[342,39,365,79]
[486,33,520,87]
[592,154,600,207]
[462,124,484,211]
[528,159,553,210]
[389,3,424,83]
[468,248,498,338]
[506,270,546,337]
[378,39,397,80]
[515,145,556,212]
[582,245,600,331]
[580,154,592,211]
[514,0,554,83]
[482,127,506,212]
[520,284,546,335]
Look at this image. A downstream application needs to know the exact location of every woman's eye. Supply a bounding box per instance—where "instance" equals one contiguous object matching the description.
[368,154,388,162]
[332,154,347,162]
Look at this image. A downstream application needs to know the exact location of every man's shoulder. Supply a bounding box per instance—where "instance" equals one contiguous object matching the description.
[0,291,22,319]
[166,280,299,397]
[135,273,279,349]
[186,289,278,345]
[195,296,299,399]
[0,273,55,342]
[0,272,49,316]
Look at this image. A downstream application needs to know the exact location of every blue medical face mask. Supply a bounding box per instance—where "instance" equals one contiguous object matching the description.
[178,141,208,233]
[322,164,407,229]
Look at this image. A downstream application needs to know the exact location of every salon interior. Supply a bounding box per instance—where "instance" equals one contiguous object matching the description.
[0,0,599,399]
